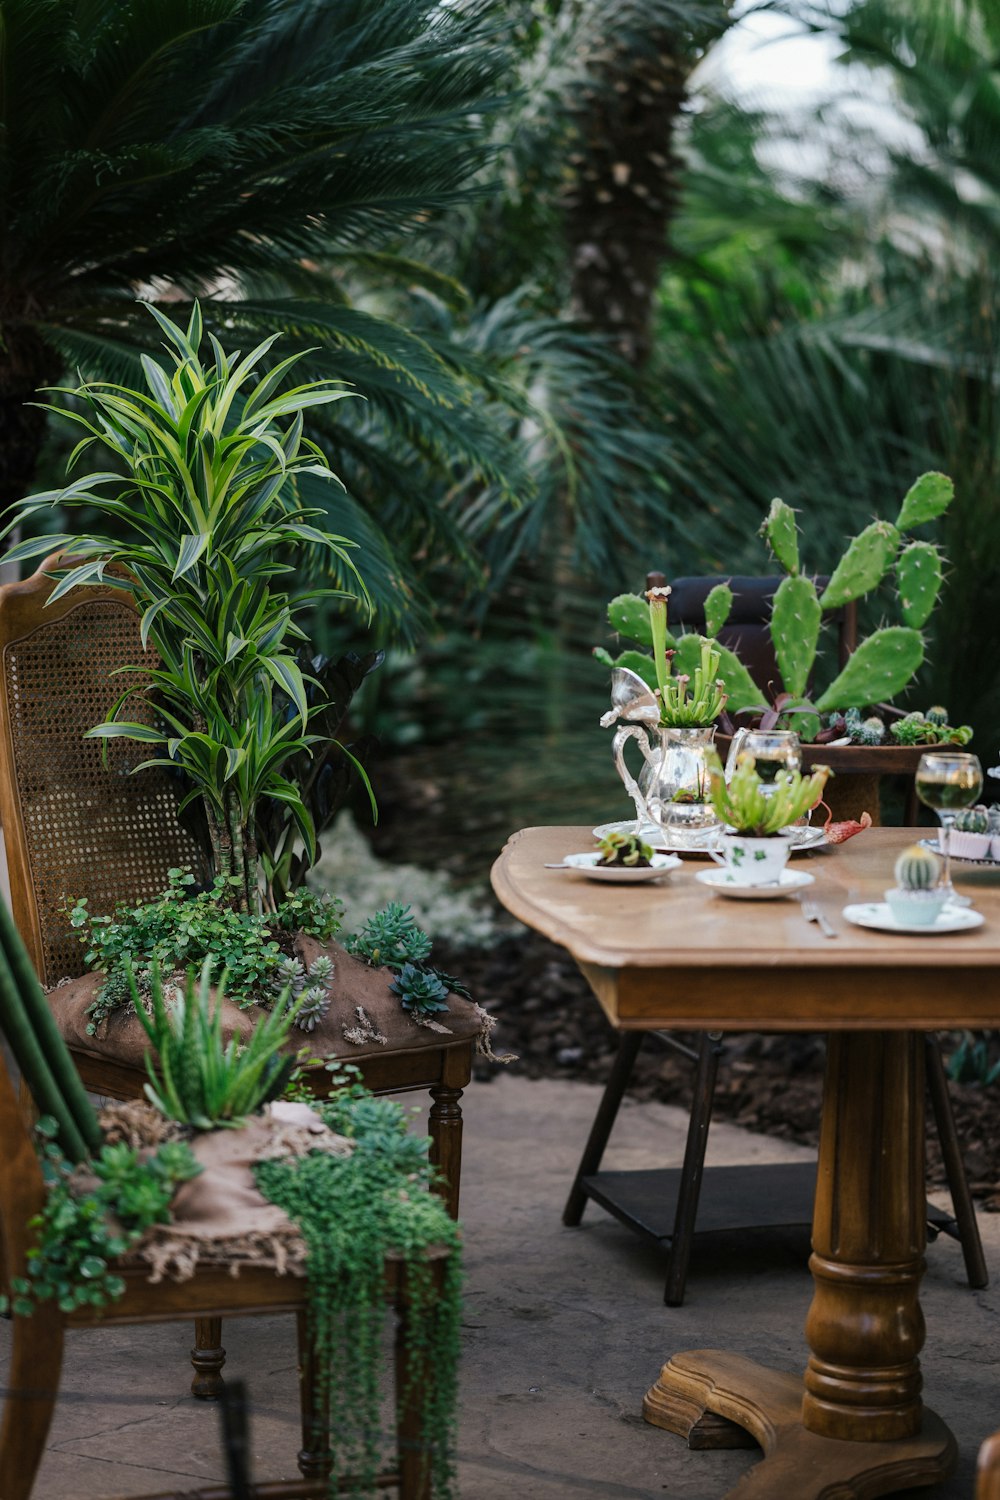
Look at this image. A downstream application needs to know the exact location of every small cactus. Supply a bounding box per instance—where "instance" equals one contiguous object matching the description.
[894,844,942,891]
[954,806,989,834]
[926,705,949,726]
[855,715,885,746]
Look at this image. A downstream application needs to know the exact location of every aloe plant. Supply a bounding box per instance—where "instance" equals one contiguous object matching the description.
[133,961,300,1129]
[2,303,368,912]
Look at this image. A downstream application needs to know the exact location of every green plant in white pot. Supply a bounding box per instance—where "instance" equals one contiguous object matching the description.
[3,303,366,914]
[705,751,831,886]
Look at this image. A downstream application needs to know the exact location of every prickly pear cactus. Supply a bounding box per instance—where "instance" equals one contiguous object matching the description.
[819,520,900,609]
[608,594,657,648]
[703,582,733,640]
[894,843,941,891]
[954,806,989,834]
[896,471,954,531]
[896,541,943,628]
[770,574,821,698]
[814,627,925,712]
[760,498,799,575]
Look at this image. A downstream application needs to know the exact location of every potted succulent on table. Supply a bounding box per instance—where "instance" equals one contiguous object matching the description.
[598,473,968,823]
[1,304,491,1075]
[705,751,831,885]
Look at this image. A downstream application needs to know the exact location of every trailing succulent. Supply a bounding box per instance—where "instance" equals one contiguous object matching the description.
[1,1116,201,1316]
[347,902,470,1020]
[599,473,956,740]
[69,868,343,1035]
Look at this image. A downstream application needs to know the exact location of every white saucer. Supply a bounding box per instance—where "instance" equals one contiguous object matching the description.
[557,852,682,883]
[593,820,826,856]
[695,868,815,900]
[842,901,984,935]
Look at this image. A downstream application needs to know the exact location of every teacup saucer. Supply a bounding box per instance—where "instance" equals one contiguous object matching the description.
[695,868,815,900]
[555,852,682,883]
[842,902,984,935]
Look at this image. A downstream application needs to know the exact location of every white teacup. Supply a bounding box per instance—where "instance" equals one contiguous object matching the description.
[709,833,791,886]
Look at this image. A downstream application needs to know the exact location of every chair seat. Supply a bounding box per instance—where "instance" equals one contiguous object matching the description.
[48,937,487,1071]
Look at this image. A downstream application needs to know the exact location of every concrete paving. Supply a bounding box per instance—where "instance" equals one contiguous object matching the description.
[4,1072,1000,1499]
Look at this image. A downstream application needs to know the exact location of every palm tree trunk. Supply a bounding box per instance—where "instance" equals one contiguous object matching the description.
[564,11,728,367]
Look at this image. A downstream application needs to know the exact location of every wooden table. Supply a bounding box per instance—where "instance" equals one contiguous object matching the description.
[491,826,1000,1500]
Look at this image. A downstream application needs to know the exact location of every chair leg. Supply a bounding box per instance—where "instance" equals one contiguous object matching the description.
[0,1305,65,1500]
[190,1317,227,1399]
[428,1048,467,1220]
[925,1033,988,1289]
[664,1032,724,1307]
[563,1030,645,1226]
[296,1308,332,1480]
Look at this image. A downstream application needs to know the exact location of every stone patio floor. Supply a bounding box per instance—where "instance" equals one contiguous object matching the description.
[4,1072,1000,1499]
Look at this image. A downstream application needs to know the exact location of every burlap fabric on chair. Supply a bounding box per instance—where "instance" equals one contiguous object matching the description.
[49,936,498,1071]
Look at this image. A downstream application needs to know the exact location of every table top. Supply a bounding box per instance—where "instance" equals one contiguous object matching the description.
[491,826,1000,1032]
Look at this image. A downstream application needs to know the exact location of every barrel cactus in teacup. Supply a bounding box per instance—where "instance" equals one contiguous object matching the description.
[894,844,942,891]
[951,806,991,858]
[886,843,947,925]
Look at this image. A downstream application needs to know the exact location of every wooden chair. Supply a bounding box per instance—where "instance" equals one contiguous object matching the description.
[565,573,987,1304]
[0,557,476,1393]
[978,1430,1000,1499]
[0,905,450,1500]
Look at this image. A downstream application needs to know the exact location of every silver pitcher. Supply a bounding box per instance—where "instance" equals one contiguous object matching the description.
[611,722,720,847]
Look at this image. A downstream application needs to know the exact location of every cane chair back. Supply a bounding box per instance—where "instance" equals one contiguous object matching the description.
[0,899,447,1500]
[0,557,202,987]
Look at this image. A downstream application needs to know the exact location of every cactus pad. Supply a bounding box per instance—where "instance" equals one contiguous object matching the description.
[814,626,925,712]
[770,574,821,698]
[703,582,733,639]
[894,844,941,891]
[608,593,655,647]
[610,648,659,691]
[896,471,954,531]
[896,541,943,627]
[819,520,900,608]
[760,498,799,575]
[710,641,761,713]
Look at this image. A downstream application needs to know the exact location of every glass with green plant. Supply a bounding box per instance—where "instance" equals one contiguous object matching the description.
[2,302,373,916]
[607,586,728,848]
[915,751,983,906]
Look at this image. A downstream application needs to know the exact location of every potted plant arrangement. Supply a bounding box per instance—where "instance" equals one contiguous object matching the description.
[598,473,971,822]
[884,843,948,926]
[605,585,729,846]
[2,925,463,1498]
[1,305,493,1081]
[704,751,831,886]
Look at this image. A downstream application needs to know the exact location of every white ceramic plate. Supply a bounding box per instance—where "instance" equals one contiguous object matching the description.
[842,901,984,935]
[555,852,682,883]
[919,837,1000,867]
[695,868,815,900]
[592,820,826,855]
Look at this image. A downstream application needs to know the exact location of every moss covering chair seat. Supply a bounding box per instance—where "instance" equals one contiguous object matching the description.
[0,558,479,1395]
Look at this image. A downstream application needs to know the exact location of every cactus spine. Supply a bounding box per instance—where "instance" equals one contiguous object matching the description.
[894,843,942,891]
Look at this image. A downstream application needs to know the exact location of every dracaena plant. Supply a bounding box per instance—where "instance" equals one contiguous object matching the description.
[2,303,368,913]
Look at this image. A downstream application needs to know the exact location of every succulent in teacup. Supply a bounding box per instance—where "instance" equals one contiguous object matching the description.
[953,806,989,834]
[894,844,942,892]
[597,830,654,867]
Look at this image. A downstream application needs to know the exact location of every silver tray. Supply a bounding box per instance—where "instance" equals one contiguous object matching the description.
[593,820,827,856]
[919,837,1000,867]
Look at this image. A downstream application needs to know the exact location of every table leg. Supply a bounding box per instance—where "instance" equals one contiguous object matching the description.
[643,1030,958,1499]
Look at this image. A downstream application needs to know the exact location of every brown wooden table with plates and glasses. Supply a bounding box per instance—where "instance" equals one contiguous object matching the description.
[491,825,1000,1500]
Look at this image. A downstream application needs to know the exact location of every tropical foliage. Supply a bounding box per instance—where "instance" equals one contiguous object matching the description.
[4,305,365,910]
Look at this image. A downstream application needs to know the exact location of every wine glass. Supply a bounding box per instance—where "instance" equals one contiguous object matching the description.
[915,751,983,906]
[742,730,802,790]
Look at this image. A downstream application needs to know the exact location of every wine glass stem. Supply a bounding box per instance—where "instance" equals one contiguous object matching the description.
[939,812,956,892]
